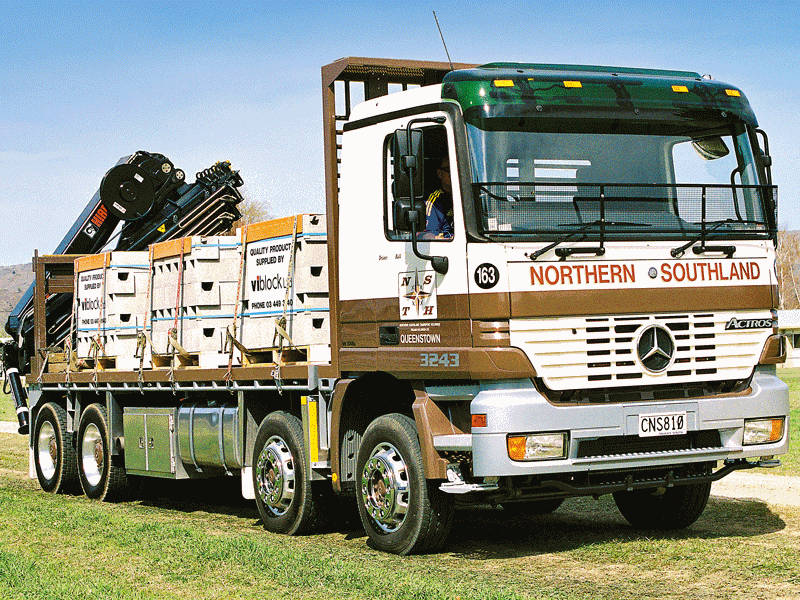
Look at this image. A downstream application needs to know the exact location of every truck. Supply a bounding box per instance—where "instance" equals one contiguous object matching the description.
[3,57,790,555]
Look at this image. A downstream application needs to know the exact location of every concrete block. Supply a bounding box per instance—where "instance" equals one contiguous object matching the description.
[293,263,328,294]
[106,294,149,321]
[240,311,330,350]
[301,214,327,239]
[116,355,152,370]
[183,280,243,307]
[198,351,241,369]
[152,259,184,310]
[105,265,150,295]
[184,256,242,285]
[183,325,225,353]
[189,236,241,261]
[105,312,145,331]
[103,331,145,360]
[292,292,329,312]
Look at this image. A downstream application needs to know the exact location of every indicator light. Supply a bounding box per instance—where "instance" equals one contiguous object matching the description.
[672,85,689,93]
[725,89,741,97]
[472,414,487,428]
[564,81,582,88]
[493,79,514,88]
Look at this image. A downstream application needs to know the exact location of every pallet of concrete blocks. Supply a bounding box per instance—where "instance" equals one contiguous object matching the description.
[74,252,151,369]
[238,214,330,363]
[149,235,244,368]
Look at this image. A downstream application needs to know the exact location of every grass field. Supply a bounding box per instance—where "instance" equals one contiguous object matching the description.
[0,434,800,600]
[0,431,799,600]
[1,373,799,599]
[1,387,16,422]
[771,368,800,476]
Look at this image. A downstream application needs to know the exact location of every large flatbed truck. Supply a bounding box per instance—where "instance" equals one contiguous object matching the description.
[7,57,790,555]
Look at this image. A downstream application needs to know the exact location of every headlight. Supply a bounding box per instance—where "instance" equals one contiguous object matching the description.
[507,432,567,461]
[743,418,785,445]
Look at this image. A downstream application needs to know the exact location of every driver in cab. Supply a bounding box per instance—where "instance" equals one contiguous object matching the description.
[422,156,453,239]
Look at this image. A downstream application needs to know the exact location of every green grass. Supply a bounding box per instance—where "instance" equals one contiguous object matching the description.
[0,389,16,422]
[773,367,800,476]
[0,431,798,600]
[1,369,800,600]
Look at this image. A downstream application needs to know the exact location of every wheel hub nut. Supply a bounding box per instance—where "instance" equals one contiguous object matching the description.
[94,441,104,469]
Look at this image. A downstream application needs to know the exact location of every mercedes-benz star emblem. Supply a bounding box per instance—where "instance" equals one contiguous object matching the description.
[636,325,675,373]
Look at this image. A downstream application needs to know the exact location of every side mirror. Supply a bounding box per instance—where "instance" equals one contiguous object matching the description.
[392,128,425,202]
[691,136,729,160]
[393,198,426,233]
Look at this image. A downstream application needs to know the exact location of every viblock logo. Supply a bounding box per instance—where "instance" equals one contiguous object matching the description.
[251,274,286,291]
[80,298,102,311]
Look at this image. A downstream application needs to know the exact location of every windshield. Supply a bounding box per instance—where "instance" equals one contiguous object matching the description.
[467,117,772,239]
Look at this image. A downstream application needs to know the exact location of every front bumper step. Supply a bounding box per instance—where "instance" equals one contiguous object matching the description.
[439,458,778,496]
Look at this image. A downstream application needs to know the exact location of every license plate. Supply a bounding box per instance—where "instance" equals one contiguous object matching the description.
[638,412,687,437]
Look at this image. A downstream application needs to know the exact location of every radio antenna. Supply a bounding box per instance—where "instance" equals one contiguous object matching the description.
[433,11,454,71]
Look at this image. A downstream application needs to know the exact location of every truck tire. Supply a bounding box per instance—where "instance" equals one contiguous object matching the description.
[253,411,321,535]
[356,413,454,555]
[613,482,712,529]
[33,402,79,494]
[77,403,130,501]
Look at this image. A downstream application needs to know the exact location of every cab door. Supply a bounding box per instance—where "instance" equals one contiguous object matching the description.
[337,110,470,375]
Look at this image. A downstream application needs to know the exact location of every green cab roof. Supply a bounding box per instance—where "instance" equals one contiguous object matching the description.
[442,63,757,126]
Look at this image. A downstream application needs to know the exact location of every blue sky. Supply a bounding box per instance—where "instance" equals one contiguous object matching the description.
[1,0,798,265]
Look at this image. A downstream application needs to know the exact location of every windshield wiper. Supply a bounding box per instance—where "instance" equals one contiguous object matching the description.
[526,220,651,261]
[669,218,765,258]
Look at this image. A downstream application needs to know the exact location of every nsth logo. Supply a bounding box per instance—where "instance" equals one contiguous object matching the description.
[398,271,437,320]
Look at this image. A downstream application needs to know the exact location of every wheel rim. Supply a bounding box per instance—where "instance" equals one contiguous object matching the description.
[81,423,104,487]
[255,436,296,516]
[37,421,57,480]
[360,442,410,533]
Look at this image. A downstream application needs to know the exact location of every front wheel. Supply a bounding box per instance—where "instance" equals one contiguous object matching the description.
[33,402,78,494]
[613,482,712,529]
[253,411,321,535]
[77,404,131,501]
[356,413,453,555]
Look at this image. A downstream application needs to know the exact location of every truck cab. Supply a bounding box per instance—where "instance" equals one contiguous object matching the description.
[330,60,789,550]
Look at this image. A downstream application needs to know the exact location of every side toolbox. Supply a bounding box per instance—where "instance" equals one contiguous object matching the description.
[123,407,178,478]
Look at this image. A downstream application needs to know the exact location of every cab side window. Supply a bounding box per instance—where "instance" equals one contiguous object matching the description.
[384,125,453,241]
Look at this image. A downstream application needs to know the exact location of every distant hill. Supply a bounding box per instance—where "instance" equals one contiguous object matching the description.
[0,264,33,334]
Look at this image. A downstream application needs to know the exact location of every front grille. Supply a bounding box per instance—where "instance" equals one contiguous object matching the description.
[577,430,722,458]
[511,311,770,391]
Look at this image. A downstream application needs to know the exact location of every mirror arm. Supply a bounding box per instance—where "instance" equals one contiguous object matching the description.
[755,128,773,185]
[729,167,745,222]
